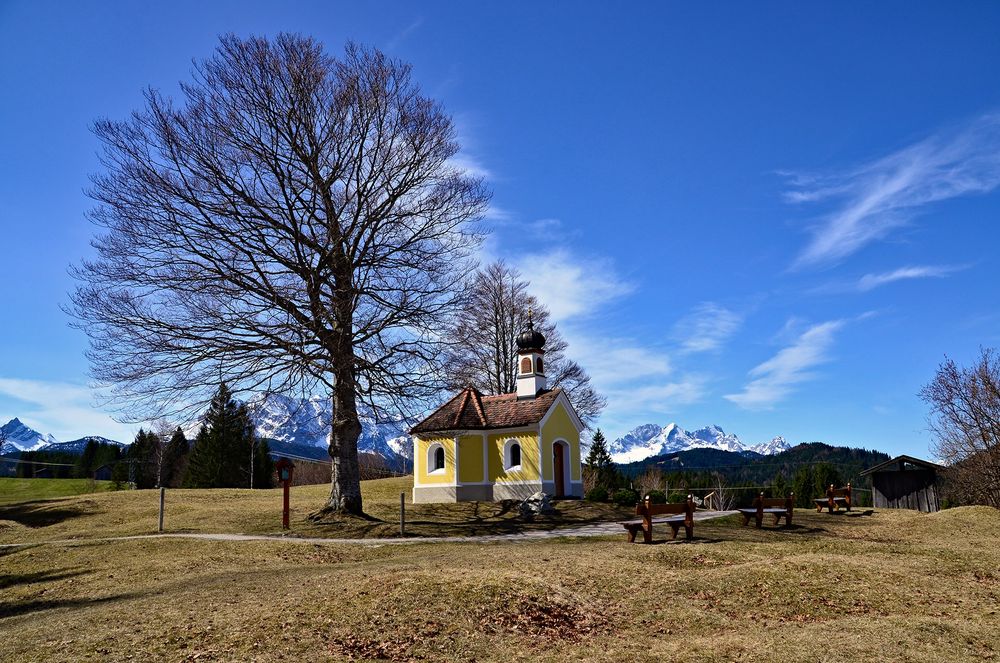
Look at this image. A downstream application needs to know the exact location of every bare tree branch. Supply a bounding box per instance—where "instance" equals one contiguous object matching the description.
[921,348,1000,507]
[443,261,606,427]
[67,35,489,514]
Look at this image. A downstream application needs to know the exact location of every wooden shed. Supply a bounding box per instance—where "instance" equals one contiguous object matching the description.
[860,455,943,512]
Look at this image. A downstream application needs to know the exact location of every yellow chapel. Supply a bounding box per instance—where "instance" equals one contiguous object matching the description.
[409,317,584,503]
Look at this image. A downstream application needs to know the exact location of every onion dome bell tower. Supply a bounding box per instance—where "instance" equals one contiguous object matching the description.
[516,309,547,399]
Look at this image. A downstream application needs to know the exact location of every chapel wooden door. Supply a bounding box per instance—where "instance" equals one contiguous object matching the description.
[553,443,565,497]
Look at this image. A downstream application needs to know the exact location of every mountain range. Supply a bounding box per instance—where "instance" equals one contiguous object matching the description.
[1,394,415,470]
[247,393,413,469]
[5,412,791,471]
[609,423,790,463]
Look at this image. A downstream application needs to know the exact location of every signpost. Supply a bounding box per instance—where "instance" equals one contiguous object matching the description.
[275,458,294,530]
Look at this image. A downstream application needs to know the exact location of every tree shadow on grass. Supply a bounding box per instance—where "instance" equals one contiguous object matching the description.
[0,501,90,528]
[0,592,141,620]
[0,567,89,591]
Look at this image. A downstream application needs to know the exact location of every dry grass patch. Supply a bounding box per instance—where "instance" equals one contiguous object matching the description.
[0,476,632,544]
[1,508,1000,661]
[2,484,1000,661]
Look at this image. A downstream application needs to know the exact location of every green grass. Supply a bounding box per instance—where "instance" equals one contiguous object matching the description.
[0,478,113,506]
[1,498,999,661]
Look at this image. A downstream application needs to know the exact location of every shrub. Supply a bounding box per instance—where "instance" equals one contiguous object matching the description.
[585,487,609,503]
[612,488,639,507]
[644,489,666,504]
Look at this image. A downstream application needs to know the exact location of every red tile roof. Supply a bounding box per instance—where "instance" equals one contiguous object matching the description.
[410,387,563,435]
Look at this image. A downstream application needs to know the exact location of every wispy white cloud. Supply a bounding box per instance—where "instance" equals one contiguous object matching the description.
[673,302,743,353]
[0,377,137,442]
[785,113,1000,268]
[725,319,845,410]
[855,264,965,291]
[385,17,424,52]
[505,247,704,432]
[813,264,968,294]
[448,153,492,180]
[513,248,634,322]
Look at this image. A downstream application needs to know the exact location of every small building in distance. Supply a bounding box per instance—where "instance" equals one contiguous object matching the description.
[93,464,114,481]
[409,314,584,503]
[860,455,943,512]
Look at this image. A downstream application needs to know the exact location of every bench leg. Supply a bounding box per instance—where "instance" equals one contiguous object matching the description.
[786,513,793,527]
[755,515,763,528]
[643,522,653,544]
[684,523,693,540]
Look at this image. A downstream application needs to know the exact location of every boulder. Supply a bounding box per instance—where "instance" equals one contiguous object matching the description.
[519,491,555,520]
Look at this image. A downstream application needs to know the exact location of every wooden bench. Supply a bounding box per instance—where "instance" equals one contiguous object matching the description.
[814,483,852,513]
[737,492,794,528]
[620,495,695,543]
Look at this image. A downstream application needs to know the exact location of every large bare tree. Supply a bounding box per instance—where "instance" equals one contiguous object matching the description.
[68,35,488,514]
[444,261,605,426]
[921,348,1000,508]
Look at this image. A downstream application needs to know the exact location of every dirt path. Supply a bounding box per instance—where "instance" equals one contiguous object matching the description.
[0,510,738,548]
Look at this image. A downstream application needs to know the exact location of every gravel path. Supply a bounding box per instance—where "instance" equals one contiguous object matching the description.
[0,510,738,549]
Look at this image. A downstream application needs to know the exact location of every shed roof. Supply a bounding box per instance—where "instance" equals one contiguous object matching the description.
[410,387,564,435]
[859,454,944,476]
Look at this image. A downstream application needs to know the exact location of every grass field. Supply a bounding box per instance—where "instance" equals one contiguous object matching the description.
[0,477,630,543]
[2,480,999,662]
[0,477,113,506]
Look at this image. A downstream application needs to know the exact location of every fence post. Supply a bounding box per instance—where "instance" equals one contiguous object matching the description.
[158,487,165,533]
[400,492,405,536]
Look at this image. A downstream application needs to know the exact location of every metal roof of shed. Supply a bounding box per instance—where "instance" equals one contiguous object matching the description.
[859,454,944,476]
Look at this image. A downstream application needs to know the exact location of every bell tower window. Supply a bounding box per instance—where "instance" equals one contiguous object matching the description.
[521,357,532,374]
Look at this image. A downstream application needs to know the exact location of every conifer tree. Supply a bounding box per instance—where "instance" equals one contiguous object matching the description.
[584,429,617,490]
[128,429,161,489]
[183,384,255,488]
[75,438,100,478]
[161,427,190,487]
[252,439,275,489]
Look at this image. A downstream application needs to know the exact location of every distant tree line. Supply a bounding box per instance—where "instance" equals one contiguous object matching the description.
[582,430,886,508]
[10,383,274,490]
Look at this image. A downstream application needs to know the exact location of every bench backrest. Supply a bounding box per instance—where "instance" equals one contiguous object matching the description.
[827,483,852,499]
[752,492,794,512]
[636,495,695,520]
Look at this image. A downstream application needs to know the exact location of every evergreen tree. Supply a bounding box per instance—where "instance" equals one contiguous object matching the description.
[161,427,190,487]
[584,429,618,490]
[791,466,815,508]
[128,429,161,489]
[110,460,129,489]
[252,439,275,489]
[183,383,255,488]
[75,439,100,478]
[813,462,843,498]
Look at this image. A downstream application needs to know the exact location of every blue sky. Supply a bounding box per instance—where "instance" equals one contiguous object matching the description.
[2,1,1000,456]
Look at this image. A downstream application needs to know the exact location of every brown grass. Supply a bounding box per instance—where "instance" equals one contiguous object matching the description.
[0,476,631,544]
[1,484,999,661]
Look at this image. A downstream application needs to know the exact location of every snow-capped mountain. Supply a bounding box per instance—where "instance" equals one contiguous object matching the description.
[750,436,789,456]
[610,423,790,463]
[248,393,413,467]
[0,418,59,452]
[39,436,125,453]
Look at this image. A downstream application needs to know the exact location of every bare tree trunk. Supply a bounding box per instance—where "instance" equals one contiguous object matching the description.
[327,385,363,513]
